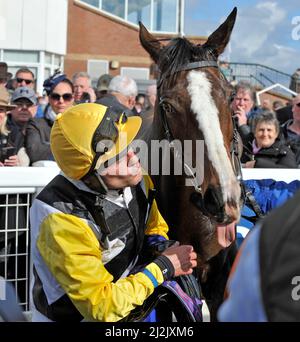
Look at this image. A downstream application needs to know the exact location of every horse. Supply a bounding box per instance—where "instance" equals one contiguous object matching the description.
[138,7,243,321]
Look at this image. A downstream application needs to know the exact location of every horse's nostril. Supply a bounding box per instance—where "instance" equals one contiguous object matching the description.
[215,213,226,223]
[203,186,224,219]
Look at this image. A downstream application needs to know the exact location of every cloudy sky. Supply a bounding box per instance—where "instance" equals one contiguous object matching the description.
[184,0,300,74]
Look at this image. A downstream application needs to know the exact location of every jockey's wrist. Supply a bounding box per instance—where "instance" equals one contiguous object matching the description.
[153,255,175,280]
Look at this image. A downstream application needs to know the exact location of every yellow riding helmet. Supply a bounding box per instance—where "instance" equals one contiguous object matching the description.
[50,103,142,180]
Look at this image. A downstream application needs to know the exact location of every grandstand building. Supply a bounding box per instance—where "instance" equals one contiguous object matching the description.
[0,0,294,100]
[0,0,206,93]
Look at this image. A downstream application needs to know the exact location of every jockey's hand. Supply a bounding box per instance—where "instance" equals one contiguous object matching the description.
[100,149,142,189]
[162,244,197,277]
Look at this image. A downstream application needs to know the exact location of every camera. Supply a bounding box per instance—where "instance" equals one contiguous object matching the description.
[0,146,16,163]
[79,92,91,103]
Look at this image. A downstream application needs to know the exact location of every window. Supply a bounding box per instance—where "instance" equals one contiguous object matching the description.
[45,53,52,65]
[87,60,109,88]
[3,50,39,63]
[153,0,177,32]
[128,0,151,27]
[54,55,61,67]
[121,67,149,80]
[82,0,99,7]
[102,0,125,19]
[78,0,180,33]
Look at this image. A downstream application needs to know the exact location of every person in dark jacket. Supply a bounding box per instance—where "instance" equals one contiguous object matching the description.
[240,111,297,168]
[0,87,30,166]
[218,189,300,322]
[281,94,300,166]
[96,75,137,117]
[25,71,74,164]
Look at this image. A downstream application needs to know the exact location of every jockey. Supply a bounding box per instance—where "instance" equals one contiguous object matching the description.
[30,103,197,322]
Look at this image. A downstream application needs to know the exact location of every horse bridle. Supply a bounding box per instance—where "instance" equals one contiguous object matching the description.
[157,60,243,214]
[157,60,220,89]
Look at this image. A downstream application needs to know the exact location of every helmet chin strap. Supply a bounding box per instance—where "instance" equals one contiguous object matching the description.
[79,143,109,195]
[81,162,109,195]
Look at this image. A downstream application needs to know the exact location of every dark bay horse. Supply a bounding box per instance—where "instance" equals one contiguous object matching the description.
[138,8,243,320]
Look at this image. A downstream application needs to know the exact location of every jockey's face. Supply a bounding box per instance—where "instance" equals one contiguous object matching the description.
[99,149,142,190]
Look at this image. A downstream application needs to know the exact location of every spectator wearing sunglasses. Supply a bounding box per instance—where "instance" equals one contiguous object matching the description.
[25,72,74,165]
[15,68,35,89]
[14,67,47,118]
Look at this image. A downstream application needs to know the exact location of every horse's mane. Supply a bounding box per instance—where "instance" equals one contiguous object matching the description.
[158,37,217,85]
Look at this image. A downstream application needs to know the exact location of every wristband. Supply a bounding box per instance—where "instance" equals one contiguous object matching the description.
[153,255,175,280]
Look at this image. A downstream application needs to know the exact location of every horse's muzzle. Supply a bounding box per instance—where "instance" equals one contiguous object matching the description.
[191,185,240,224]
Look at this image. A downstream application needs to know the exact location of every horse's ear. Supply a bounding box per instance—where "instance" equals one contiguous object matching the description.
[139,22,162,63]
[203,7,237,57]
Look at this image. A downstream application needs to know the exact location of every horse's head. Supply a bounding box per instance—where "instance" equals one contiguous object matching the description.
[139,8,243,261]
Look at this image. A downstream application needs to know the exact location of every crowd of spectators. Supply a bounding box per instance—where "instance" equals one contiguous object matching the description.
[231,81,300,168]
[0,62,156,168]
[0,62,158,309]
[2,60,300,323]
[1,61,300,170]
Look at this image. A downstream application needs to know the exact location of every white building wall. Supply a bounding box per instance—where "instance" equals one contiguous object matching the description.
[0,0,68,94]
[0,0,68,55]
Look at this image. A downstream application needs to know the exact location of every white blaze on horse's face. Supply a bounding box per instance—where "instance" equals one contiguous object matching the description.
[187,70,241,205]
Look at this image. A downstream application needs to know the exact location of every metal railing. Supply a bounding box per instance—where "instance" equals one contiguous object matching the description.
[0,167,60,313]
[225,62,293,97]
